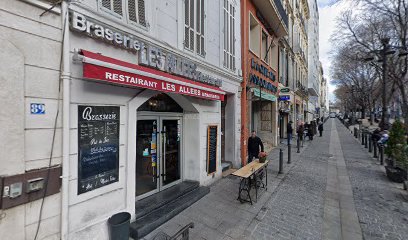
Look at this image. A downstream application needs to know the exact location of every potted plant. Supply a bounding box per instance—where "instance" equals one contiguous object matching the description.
[385,120,408,183]
[258,152,267,163]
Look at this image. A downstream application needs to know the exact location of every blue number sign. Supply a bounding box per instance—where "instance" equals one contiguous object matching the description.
[30,103,45,114]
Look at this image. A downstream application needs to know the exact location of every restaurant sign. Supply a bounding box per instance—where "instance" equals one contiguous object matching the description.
[81,50,224,101]
[249,58,278,93]
[70,11,222,87]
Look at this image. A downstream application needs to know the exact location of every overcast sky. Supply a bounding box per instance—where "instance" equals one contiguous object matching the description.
[318,0,349,101]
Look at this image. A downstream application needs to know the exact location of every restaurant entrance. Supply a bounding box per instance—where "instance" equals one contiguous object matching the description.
[135,94,183,199]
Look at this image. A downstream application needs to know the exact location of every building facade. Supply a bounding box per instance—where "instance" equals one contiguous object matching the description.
[240,0,288,163]
[278,0,309,140]
[0,1,63,239]
[319,63,329,118]
[1,0,242,239]
[307,0,320,121]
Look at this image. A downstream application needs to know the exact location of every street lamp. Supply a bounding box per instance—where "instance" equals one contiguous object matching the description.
[363,38,408,130]
[380,38,389,130]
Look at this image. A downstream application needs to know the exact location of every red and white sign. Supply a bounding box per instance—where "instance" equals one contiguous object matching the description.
[81,50,225,101]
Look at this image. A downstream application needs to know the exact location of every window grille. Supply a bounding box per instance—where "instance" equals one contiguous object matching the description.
[184,0,205,56]
[223,0,235,70]
[128,0,146,27]
[101,0,123,16]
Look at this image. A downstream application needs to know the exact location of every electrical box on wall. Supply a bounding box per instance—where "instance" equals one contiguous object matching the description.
[26,178,44,193]
[0,167,61,210]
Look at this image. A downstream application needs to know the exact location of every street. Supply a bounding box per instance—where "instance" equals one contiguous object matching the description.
[143,119,408,240]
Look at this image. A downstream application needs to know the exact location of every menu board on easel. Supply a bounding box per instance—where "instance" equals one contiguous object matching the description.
[207,125,218,174]
[78,105,120,194]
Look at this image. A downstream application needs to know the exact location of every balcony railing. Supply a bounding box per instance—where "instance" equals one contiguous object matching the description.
[273,0,288,29]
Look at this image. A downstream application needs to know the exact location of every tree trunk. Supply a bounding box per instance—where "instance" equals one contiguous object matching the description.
[399,84,408,133]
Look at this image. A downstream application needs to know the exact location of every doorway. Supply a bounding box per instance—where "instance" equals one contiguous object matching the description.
[136,117,182,198]
[135,94,183,199]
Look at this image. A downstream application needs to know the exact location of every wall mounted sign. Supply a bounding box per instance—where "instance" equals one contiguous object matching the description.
[30,103,45,114]
[251,58,276,81]
[249,58,278,93]
[280,87,290,93]
[207,125,218,174]
[278,95,290,101]
[70,11,222,87]
[78,106,120,194]
[81,50,224,101]
[253,88,277,101]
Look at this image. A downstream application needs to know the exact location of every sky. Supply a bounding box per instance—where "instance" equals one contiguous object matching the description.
[317,0,349,102]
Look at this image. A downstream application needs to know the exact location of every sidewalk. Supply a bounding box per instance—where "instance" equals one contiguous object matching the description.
[141,119,408,240]
[336,120,408,240]
[142,137,312,239]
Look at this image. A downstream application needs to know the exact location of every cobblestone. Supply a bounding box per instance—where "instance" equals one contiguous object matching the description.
[143,119,408,240]
[249,128,330,240]
[337,120,408,240]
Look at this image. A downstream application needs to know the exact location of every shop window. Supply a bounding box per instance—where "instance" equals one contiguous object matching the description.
[100,0,123,17]
[138,94,183,113]
[223,0,236,71]
[249,13,260,56]
[128,0,146,27]
[261,31,268,62]
[184,0,205,56]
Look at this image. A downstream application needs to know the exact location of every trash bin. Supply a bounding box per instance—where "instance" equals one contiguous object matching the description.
[108,212,131,240]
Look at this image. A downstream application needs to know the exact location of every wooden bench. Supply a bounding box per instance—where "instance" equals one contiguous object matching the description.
[231,160,269,204]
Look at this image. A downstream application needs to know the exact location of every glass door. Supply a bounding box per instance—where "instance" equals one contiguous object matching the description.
[136,116,182,198]
[136,119,159,197]
[160,119,181,188]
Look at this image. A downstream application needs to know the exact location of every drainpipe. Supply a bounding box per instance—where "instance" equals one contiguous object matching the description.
[61,1,70,239]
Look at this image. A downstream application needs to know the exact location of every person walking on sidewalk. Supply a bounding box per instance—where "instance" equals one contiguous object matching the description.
[318,121,324,137]
[287,121,293,145]
[247,130,264,164]
[297,122,305,145]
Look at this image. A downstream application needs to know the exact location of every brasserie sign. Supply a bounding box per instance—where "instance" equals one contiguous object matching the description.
[70,11,222,87]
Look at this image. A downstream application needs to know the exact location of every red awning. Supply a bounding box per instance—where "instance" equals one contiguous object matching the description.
[80,50,225,101]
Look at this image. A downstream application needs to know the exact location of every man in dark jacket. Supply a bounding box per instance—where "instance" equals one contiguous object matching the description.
[247,130,264,163]
[287,121,293,145]
[318,121,324,137]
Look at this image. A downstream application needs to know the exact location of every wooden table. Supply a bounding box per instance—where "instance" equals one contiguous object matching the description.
[232,160,269,204]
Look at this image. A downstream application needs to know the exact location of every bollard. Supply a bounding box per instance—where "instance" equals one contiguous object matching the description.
[354,128,357,138]
[279,149,283,174]
[364,133,368,149]
[368,135,372,152]
[380,145,384,165]
[361,131,365,145]
[287,144,292,164]
[297,137,300,153]
[373,142,378,158]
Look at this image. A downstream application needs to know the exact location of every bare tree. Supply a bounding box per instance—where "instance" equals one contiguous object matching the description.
[331,0,408,129]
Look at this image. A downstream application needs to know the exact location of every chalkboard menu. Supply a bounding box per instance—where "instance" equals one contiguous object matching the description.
[78,105,120,194]
[207,125,218,174]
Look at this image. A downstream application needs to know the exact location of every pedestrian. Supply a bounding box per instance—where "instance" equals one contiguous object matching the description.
[287,121,293,145]
[297,122,304,144]
[309,121,315,140]
[372,128,381,143]
[318,121,323,137]
[304,123,310,140]
[247,130,264,163]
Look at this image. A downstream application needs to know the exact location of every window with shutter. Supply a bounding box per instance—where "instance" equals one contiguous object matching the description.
[100,0,123,17]
[127,0,146,27]
[223,1,235,71]
[184,0,205,56]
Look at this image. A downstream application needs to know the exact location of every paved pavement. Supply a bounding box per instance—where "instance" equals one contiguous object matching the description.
[142,119,408,240]
[337,120,408,240]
